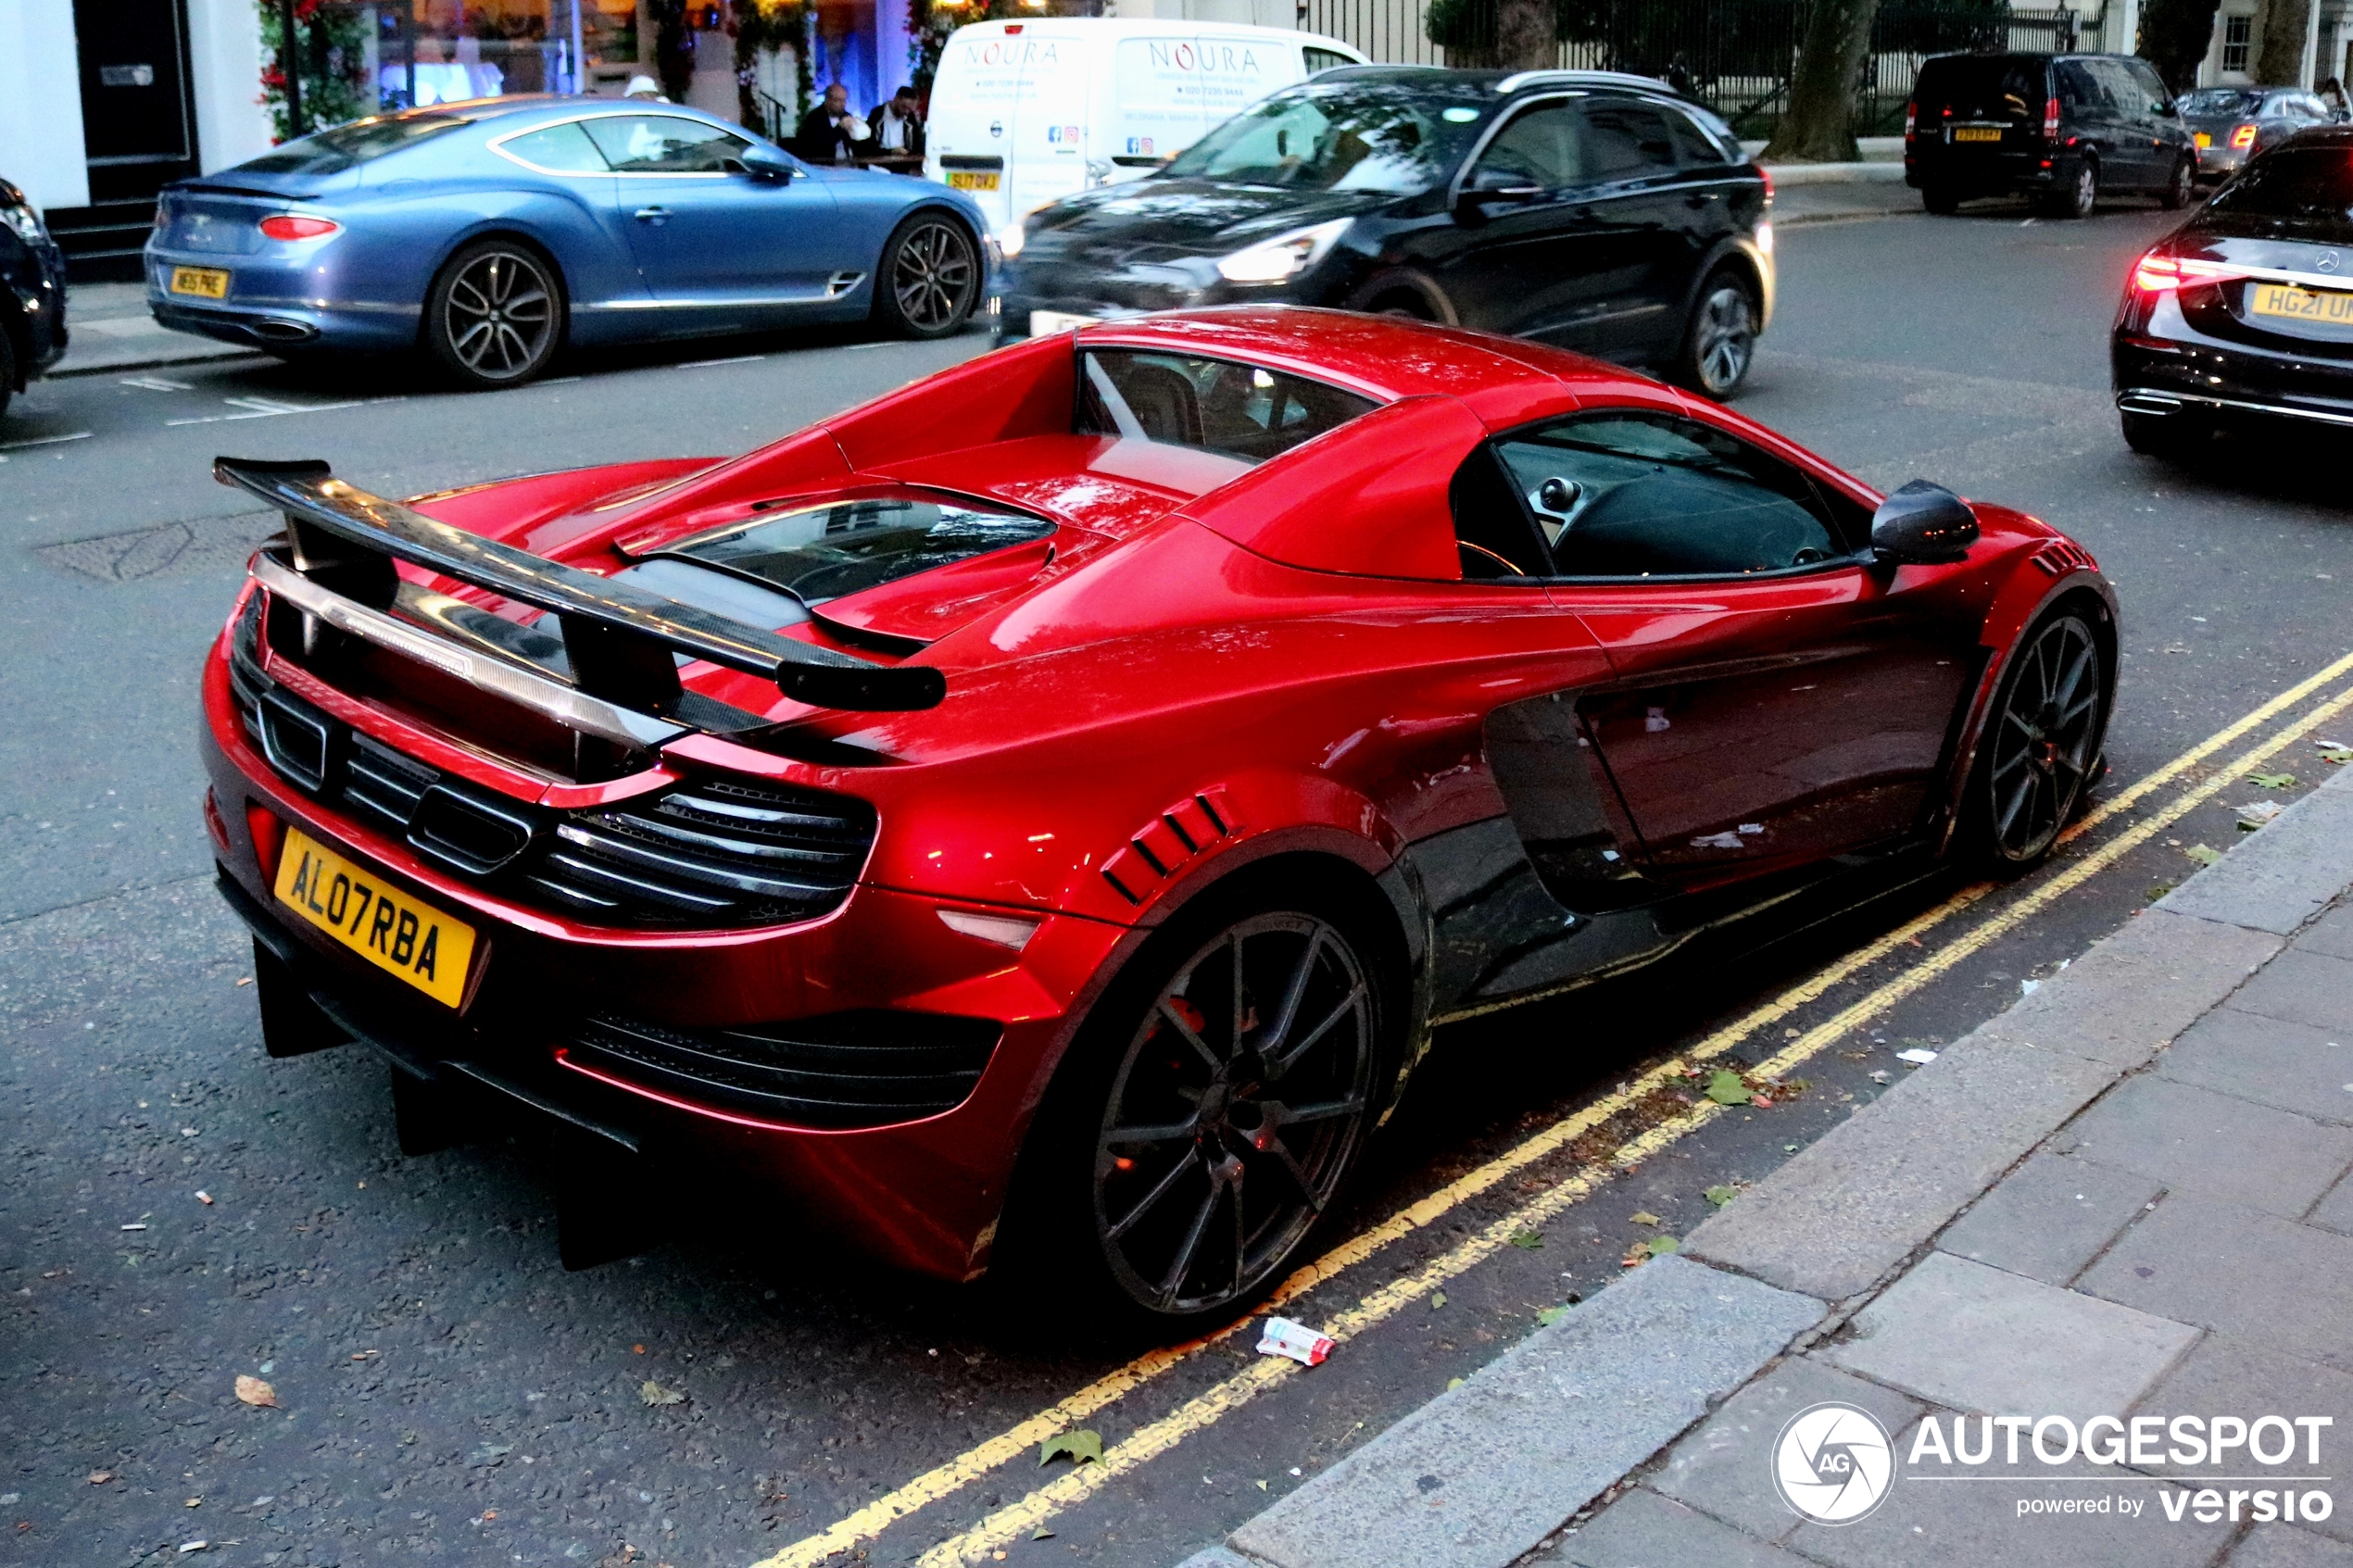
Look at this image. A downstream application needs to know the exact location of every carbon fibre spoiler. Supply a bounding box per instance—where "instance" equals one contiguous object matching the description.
[215,457,946,726]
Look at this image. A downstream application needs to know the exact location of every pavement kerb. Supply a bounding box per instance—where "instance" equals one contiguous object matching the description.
[1180,760,2353,1568]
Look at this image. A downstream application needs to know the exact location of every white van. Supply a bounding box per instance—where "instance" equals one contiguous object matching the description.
[922,18,1366,242]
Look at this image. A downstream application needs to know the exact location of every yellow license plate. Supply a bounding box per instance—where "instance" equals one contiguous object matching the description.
[947,170,1000,191]
[274,827,478,1008]
[2248,281,2353,325]
[169,265,231,299]
[2195,132,2212,148]
[1953,126,2003,143]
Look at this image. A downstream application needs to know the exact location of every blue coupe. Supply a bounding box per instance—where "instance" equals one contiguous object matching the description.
[145,98,991,387]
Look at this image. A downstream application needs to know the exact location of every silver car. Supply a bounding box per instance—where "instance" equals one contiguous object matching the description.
[2181,87,2345,182]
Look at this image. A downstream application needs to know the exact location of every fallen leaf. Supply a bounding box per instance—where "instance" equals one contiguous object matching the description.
[1429,1290,1448,1310]
[1648,1236,1680,1256]
[638,1381,685,1408]
[1536,1305,1570,1327]
[1784,1142,1799,1152]
[1038,1429,1103,1468]
[1629,1210,1661,1227]
[466,1443,514,1467]
[1869,1070,1892,1084]
[87,1471,113,1486]
[2320,746,2352,765]
[233,1376,276,1409]
[2185,844,2223,866]
[2248,771,2296,789]
[2236,800,2284,831]
[1506,1228,1544,1250]
[1446,1376,1466,1390]
[1703,1185,1739,1207]
[1703,1070,1750,1106]
[1031,1528,1056,1541]
[1255,1479,1269,1490]
[1620,1243,1651,1269]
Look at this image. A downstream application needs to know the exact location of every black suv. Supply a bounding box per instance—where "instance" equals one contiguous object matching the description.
[1906,52,2197,218]
[1,176,70,420]
[999,68,1775,398]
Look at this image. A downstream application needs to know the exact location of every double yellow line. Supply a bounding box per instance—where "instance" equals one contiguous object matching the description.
[762,648,2353,1568]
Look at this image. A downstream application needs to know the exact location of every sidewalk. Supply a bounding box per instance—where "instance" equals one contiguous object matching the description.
[1184,762,2353,1568]
[50,282,261,377]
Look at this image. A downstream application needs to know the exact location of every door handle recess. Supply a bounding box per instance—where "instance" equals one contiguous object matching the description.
[634,206,670,222]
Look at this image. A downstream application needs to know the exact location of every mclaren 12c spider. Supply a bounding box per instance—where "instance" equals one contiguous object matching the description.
[199,307,2116,1323]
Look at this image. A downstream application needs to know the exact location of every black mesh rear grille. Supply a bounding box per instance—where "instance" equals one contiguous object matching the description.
[568,1010,1000,1128]
[222,612,875,931]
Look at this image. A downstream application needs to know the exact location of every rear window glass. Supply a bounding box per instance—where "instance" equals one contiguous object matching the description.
[1077,349,1377,464]
[1916,56,2045,121]
[236,114,469,174]
[2182,88,2264,116]
[2207,147,2353,233]
[650,495,1056,605]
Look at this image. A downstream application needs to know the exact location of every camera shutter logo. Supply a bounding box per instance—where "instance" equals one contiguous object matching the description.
[1772,1402,1895,1524]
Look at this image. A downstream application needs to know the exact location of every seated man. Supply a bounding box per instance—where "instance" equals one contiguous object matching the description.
[795,82,870,163]
[873,84,925,157]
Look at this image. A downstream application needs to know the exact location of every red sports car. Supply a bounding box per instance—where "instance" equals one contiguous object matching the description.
[200,307,2115,1323]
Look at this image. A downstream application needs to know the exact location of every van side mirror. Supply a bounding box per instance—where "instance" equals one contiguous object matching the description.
[1870,479,1979,564]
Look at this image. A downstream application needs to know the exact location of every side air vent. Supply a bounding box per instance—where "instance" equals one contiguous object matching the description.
[562,1010,1002,1129]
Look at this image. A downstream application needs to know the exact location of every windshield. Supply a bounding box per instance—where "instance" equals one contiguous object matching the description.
[653,495,1056,605]
[236,114,470,174]
[1915,56,2045,122]
[2206,146,2353,234]
[2181,88,2265,116]
[1161,83,1487,194]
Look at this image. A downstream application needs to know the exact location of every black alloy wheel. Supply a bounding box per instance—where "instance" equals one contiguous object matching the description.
[875,214,978,339]
[1922,184,1962,215]
[1977,613,2106,866]
[1091,910,1378,1317]
[2046,159,2098,220]
[1672,270,1757,400]
[425,240,561,388]
[2161,156,2196,211]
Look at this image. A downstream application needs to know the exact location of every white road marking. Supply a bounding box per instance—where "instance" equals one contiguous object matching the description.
[673,355,765,369]
[164,395,377,427]
[0,431,94,451]
[120,376,195,392]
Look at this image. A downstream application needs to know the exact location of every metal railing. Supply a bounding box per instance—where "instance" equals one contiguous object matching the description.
[1300,0,2083,136]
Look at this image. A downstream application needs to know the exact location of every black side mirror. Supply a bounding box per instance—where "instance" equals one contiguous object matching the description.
[1870,479,1979,565]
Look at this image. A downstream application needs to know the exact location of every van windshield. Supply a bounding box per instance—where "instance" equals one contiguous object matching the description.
[1915,56,2045,122]
[1161,83,1486,194]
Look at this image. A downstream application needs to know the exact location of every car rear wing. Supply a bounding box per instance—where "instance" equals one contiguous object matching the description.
[217,457,944,746]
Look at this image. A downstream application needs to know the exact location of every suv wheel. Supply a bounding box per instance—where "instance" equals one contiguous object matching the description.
[2160,156,2196,210]
[1670,270,1758,400]
[1922,184,1962,215]
[2045,158,2097,220]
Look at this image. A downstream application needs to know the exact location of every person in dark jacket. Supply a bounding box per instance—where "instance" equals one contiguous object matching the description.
[795,82,870,163]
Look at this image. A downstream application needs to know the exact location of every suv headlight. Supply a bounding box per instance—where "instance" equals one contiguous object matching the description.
[1215,217,1351,284]
[1,200,44,246]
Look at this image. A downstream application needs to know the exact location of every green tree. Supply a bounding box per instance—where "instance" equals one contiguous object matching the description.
[1764,0,1879,160]
[257,0,370,141]
[2137,0,2226,90]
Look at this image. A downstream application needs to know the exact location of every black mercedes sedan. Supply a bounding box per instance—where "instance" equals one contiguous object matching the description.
[2113,126,2353,451]
[996,68,1775,398]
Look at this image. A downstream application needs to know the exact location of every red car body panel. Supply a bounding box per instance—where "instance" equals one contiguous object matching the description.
[199,307,2116,1283]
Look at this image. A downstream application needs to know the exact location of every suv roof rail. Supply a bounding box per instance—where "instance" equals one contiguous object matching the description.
[1495,68,1675,95]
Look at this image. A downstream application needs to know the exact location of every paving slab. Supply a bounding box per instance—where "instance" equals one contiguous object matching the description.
[1686,1034,2120,1301]
[1937,1152,2163,1287]
[1786,1415,2216,1568]
[1226,1256,1823,1568]
[2225,1525,2353,1568]
[1977,910,2286,1070]
[1536,1488,1816,1568]
[2078,1192,2353,1373]
[2298,902,2353,962]
[2054,1075,2353,1218]
[2158,1006,2353,1125]
[1648,1357,1921,1540]
[2315,1172,2353,1236]
[1176,1549,1258,1568]
[2155,771,2353,935]
[2225,948,2353,1036]
[2133,1332,2353,1547]
[1821,1252,2198,1422]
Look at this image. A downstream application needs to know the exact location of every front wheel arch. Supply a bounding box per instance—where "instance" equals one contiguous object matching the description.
[1341,267,1460,326]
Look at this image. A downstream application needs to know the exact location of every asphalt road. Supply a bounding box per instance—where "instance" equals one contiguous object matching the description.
[4,193,2351,1568]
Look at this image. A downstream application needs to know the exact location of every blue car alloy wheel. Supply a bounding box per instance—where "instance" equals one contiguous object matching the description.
[426,240,563,388]
[876,215,979,339]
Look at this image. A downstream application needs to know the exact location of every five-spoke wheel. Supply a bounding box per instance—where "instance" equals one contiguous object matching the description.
[1672,271,1758,400]
[425,240,561,388]
[875,214,979,340]
[1977,612,2108,866]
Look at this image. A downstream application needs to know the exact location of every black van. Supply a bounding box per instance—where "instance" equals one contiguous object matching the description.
[1906,52,2197,217]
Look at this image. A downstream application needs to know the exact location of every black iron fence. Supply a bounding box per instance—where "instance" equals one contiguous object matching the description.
[1301,0,2086,136]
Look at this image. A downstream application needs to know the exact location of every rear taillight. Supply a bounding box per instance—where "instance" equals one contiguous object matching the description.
[2132,249,2248,292]
[1759,165,1773,203]
[258,214,340,241]
[2044,95,2060,138]
[2232,122,2259,149]
[1905,101,1918,141]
